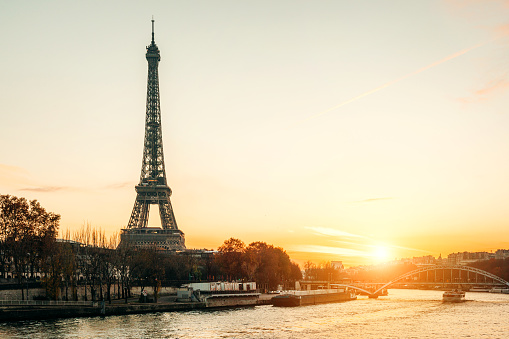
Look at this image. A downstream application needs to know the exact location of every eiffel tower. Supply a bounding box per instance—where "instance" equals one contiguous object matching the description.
[121,19,185,251]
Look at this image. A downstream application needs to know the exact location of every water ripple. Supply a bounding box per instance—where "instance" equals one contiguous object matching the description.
[1,290,509,338]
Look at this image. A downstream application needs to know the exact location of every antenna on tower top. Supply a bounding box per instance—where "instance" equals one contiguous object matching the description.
[151,16,155,44]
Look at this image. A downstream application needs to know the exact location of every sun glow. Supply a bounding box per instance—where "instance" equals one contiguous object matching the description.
[371,245,391,263]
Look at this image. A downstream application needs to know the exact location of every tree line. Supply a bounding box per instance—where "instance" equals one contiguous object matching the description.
[468,258,509,282]
[303,261,348,281]
[215,237,302,291]
[0,195,302,301]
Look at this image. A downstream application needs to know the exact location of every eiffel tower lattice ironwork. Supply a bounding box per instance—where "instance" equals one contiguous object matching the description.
[123,19,185,250]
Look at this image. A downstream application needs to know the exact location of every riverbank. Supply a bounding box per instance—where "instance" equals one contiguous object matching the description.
[0,293,274,322]
[0,302,204,322]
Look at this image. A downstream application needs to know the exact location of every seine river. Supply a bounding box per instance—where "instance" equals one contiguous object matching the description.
[1,289,509,338]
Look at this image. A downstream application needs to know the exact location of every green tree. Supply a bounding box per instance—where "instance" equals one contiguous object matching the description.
[217,238,246,280]
[245,242,295,290]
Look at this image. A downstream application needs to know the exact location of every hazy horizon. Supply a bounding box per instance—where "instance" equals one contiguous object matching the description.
[1,0,509,267]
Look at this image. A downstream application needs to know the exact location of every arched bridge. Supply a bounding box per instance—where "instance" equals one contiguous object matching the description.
[303,265,509,298]
[366,265,509,297]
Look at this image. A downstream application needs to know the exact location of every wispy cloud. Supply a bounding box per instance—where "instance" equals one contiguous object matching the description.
[475,79,509,96]
[20,186,73,193]
[350,197,393,203]
[332,240,368,247]
[458,77,509,103]
[445,0,509,12]
[301,226,431,261]
[291,244,411,259]
[494,23,509,37]
[291,244,369,257]
[16,180,133,193]
[289,40,490,127]
[0,164,80,194]
[332,240,428,254]
[104,182,133,190]
[0,163,29,174]
[445,1,509,104]
[0,164,32,188]
[305,226,366,239]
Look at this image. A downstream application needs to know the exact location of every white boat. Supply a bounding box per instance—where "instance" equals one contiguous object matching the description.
[443,289,466,302]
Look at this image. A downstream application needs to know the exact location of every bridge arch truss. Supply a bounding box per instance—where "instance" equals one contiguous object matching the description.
[372,265,509,295]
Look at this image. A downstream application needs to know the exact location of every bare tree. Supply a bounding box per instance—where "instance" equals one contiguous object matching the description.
[130,247,166,303]
[102,233,119,304]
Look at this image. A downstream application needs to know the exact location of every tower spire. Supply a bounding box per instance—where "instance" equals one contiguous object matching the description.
[151,16,155,44]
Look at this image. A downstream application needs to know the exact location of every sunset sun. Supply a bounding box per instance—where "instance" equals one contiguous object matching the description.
[372,245,391,263]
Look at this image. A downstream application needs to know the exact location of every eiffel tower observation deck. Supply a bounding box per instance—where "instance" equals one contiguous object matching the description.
[120,19,186,251]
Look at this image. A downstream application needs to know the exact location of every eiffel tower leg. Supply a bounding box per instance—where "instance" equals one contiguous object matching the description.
[139,203,150,228]
[159,199,177,230]
[128,199,150,228]
[128,200,142,228]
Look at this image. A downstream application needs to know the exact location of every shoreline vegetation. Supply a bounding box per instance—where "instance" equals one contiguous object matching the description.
[0,195,302,304]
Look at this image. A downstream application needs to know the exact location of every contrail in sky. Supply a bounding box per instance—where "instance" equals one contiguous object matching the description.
[291,40,492,127]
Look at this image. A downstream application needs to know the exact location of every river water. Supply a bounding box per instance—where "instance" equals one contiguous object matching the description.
[1,289,508,338]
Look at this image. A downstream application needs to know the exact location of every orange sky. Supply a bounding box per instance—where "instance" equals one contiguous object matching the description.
[1,1,509,267]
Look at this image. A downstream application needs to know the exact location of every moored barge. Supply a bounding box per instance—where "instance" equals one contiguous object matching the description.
[272,288,356,307]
